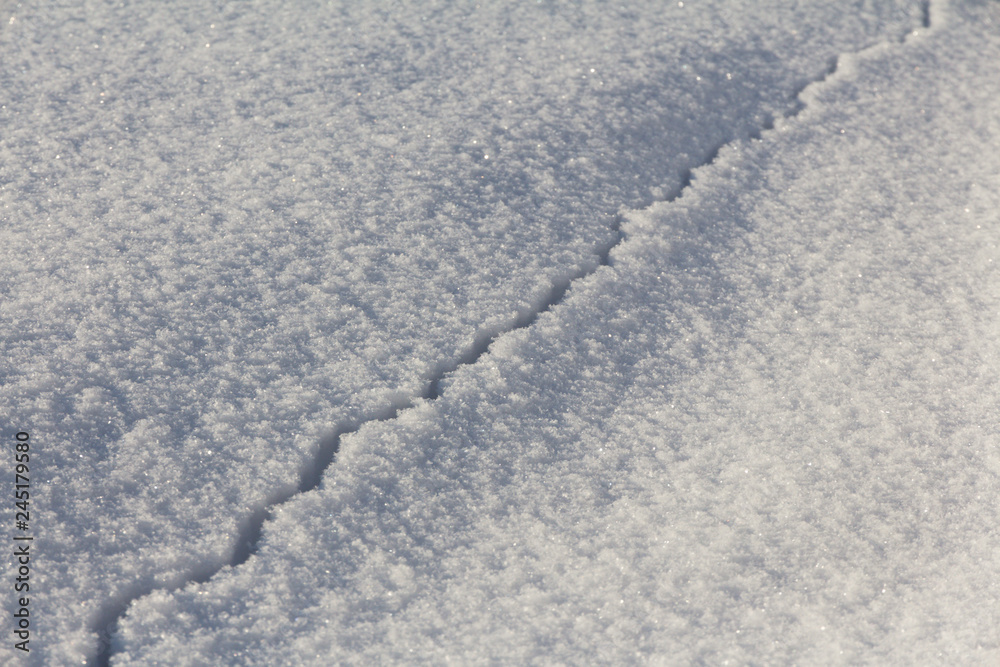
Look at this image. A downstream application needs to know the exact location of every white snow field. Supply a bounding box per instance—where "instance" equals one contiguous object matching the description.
[2,0,998,664]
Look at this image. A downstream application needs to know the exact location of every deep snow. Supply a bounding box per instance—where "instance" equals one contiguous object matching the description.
[2,0,998,664]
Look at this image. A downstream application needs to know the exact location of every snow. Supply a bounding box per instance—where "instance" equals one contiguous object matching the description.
[2,0,999,664]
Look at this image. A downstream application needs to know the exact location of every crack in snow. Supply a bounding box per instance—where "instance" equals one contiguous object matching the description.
[92,7,936,664]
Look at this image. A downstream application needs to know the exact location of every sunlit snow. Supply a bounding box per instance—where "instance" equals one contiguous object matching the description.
[1,0,998,664]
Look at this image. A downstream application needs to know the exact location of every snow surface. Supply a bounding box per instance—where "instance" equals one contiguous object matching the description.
[3,0,999,664]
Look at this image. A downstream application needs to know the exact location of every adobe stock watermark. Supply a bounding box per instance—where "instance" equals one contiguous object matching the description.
[11,431,32,654]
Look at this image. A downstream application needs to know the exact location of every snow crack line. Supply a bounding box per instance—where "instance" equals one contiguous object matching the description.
[92,7,936,665]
